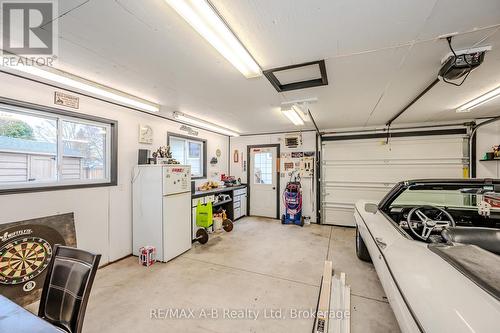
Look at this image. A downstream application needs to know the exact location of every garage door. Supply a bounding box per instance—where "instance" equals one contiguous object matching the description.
[321,131,468,226]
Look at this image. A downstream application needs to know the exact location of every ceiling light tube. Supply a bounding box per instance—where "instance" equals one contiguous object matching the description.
[4,63,160,112]
[173,111,240,136]
[456,85,500,112]
[165,0,261,78]
[282,107,304,126]
[292,104,310,122]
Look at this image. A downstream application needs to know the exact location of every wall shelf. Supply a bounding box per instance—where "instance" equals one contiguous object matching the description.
[212,199,232,207]
[480,159,500,162]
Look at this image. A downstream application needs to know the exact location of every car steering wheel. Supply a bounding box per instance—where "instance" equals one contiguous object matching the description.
[407,206,455,241]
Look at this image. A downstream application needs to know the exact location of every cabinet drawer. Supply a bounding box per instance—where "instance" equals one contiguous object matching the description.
[233,201,241,208]
[233,195,241,203]
[234,207,241,219]
[234,188,247,196]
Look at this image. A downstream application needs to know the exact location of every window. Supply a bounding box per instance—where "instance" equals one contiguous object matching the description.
[253,152,273,184]
[0,100,117,193]
[168,134,206,178]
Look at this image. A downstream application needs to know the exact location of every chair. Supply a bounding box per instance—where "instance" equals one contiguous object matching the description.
[38,245,101,333]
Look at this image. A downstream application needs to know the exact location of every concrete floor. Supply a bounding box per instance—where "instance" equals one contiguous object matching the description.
[80,217,400,333]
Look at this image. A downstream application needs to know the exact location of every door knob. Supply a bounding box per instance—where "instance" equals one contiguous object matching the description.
[272,187,276,190]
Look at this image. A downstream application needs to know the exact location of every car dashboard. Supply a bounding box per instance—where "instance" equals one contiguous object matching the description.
[388,206,500,241]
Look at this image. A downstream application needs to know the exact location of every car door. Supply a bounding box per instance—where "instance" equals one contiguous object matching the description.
[355,202,421,332]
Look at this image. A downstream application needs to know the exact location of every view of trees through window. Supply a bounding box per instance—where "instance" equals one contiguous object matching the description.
[169,135,204,178]
[0,108,109,186]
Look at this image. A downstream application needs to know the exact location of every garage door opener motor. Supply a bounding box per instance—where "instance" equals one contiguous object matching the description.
[438,36,490,86]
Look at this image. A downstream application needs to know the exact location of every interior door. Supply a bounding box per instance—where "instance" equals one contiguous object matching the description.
[250,146,277,218]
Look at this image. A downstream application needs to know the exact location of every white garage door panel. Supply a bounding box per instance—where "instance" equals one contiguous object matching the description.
[322,134,466,226]
[324,163,463,182]
[322,136,464,159]
[324,185,391,205]
[323,207,356,227]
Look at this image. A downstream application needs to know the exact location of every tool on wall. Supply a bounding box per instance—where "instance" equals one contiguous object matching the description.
[300,156,314,178]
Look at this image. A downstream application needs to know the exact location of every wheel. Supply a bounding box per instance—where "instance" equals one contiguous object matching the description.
[300,216,304,227]
[222,219,233,232]
[195,228,209,244]
[281,215,285,224]
[356,227,372,262]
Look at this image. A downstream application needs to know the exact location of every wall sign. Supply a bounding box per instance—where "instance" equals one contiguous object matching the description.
[54,91,79,109]
[139,124,153,144]
[180,125,198,136]
[0,213,77,306]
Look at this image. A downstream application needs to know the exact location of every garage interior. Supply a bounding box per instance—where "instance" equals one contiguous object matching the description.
[0,1,499,333]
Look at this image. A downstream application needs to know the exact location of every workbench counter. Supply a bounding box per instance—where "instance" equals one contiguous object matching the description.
[192,184,247,198]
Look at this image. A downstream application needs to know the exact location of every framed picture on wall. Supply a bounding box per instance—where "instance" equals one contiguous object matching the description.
[139,124,153,144]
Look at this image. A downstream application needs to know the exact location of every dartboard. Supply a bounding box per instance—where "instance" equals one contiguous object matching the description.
[0,237,52,285]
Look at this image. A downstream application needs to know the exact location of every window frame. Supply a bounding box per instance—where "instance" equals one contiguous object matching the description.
[0,97,118,195]
[167,132,207,179]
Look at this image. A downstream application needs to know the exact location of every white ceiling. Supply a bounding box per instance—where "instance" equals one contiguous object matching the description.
[36,0,500,133]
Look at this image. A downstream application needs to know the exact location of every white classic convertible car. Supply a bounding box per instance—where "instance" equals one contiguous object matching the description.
[354,179,500,333]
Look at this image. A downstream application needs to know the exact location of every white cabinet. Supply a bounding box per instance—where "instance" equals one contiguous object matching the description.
[233,187,247,220]
[234,207,241,220]
[240,194,247,217]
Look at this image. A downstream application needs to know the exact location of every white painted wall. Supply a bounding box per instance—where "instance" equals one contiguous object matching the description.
[230,131,317,223]
[0,73,229,265]
[476,120,500,178]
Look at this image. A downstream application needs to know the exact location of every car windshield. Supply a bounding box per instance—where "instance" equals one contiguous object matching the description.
[391,186,500,212]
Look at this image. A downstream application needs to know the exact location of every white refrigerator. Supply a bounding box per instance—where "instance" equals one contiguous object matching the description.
[132,165,192,262]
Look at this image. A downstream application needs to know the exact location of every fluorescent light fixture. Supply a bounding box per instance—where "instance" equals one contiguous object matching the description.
[165,0,261,78]
[281,105,304,126]
[292,104,310,122]
[457,85,500,112]
[4,63,160,112]
[173,111,240,136]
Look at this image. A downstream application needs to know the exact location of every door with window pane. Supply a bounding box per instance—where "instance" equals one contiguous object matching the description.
[249,146,277,218]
